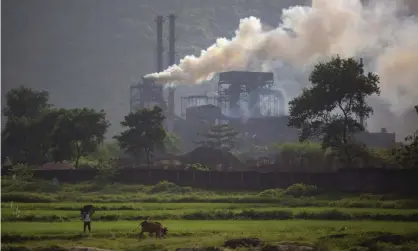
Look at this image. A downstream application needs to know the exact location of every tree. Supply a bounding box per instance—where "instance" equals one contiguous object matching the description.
[163,133,182,154]
[2,87,54,165]
[392,105,418,168]
[3,86,51,119]
[195,123,238,151]
[114,106,167,167]
[88,141,123,162]
[51,108,110,168]
[288,56,380,166]
[1,108,63,165]
[2,117,34,164]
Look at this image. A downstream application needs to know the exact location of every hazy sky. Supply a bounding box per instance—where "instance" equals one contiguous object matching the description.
[2,0,417,139]
[1,0,303,137]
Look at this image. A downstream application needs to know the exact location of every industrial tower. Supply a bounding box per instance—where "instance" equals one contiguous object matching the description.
[129,14,178,133]
[167,14,176,131]
[129,15,166,113]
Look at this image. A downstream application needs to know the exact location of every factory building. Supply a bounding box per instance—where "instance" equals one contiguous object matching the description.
[130,16,396,153]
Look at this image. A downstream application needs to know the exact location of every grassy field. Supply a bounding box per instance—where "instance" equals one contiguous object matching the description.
[2,179,418,250]
[2,203,418,222]
[3,220,418,250]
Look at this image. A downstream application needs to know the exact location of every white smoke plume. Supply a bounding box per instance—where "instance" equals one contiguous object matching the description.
[145,0,418,113]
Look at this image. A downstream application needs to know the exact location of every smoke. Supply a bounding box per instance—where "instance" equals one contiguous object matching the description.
[145,0,418,114]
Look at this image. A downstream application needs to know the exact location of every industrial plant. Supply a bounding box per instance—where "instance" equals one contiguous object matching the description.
[129,15,396,153]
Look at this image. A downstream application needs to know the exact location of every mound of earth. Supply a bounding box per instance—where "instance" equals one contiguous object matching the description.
[176,248,224,251]
[1,246,112,251]
[181,147,243,169]
[360,233,418,247]
[223,238,263,248]
[69,247,111,251]
[259,244,314,251]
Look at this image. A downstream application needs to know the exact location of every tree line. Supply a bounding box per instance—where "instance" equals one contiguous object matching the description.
[2,55,417,169]
[287,56,417,168]
[1,86,172,168]
[2,87,109,167]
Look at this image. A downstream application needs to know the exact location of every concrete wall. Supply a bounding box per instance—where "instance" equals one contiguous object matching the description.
[18,167,418,194]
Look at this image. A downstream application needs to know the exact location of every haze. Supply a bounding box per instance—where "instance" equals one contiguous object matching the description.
[2,0,417,140]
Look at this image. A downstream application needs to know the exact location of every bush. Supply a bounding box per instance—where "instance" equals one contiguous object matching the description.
[258,188,283,197]
[283,183,320,197]
[185,163,210,171]
[6,164,34,189]
[1,192,56,203]
[273,142,333,172]
[149,181,192,194]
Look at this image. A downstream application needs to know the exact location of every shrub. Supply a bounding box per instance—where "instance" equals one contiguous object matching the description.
[94,164,118,184]
[273,142,332,172]
[1,192,56,203]
[185,163,210,171]
[283,183,320,197]
[6,164,34,189]
[258,188,283,197]
[149,181,192,194]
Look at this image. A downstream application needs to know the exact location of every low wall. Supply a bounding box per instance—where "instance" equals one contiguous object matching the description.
[20,167,418,194]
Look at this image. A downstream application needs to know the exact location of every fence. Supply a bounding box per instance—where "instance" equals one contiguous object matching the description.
[19,167,418,194]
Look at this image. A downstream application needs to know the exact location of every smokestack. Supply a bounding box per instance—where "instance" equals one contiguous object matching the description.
[156,16,164,72]
[167,14,176,131]
[168,14,176,67]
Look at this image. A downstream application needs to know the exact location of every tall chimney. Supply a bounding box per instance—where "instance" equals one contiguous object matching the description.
[168,14,176,67]
[167,14,176,131]
[156,16,164,72]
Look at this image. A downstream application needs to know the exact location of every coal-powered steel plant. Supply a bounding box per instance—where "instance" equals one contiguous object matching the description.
[130,15,397,153]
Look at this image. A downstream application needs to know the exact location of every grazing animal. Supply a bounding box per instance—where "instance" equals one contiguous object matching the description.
[138,220,168,238]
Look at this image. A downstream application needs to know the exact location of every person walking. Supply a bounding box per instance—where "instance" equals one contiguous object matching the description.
[83,211,91,233]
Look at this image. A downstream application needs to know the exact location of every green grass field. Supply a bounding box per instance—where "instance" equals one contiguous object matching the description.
[3,220,418,251]
[2,180,418,250]
[2,203,418,222]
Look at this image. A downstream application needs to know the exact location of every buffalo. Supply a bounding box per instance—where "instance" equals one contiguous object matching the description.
[137,220,168,238]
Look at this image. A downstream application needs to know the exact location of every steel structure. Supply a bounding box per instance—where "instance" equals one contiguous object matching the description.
[258,89,286,116]
[129,16,166,113]
[180,95,217,117]
[217,71,287,117]
[130,78,167,112]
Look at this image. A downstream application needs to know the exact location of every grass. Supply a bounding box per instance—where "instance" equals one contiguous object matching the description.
[3,179,418,250]
[2,204,418,222]
[2,179,418,209]
[2,220,418,251]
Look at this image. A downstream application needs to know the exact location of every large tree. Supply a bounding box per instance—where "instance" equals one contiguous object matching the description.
[1,87,110,167]
[3,86,51,119]
[51,108,110,168]
[195,123,238,151]
[288,56,380,165]
[2,87,56,165]
[114,106,166,167]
